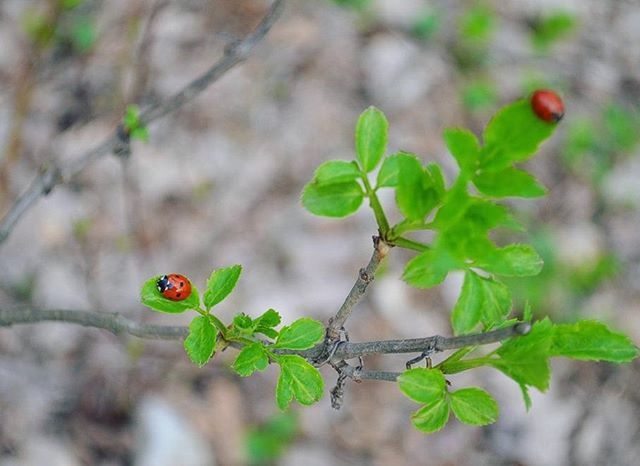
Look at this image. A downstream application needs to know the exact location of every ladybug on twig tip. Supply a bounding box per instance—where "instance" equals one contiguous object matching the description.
[157,273,192,301]
[531,89,565,123]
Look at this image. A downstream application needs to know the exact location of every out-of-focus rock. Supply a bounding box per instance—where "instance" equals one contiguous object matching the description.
[134,396,215,466]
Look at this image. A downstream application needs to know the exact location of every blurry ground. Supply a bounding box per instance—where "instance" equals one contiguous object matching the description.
[1,0,639,465]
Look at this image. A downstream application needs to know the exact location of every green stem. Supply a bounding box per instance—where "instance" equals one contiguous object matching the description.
[440,356,494,374]
[392,236,431,252]
[361,173,390,237]
[390,220,433,238]
[197,308,229,339]
[437,346,476,368]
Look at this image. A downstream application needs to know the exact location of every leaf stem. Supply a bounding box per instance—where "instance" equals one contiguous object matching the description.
[392,236,431,252]
[197,308,229,340]
[361,173,390,237]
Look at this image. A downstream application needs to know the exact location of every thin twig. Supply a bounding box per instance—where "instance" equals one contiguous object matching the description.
[0,308,188,339]
[0,308,529,362]
[0,0,286,245]
[326,236,391,339]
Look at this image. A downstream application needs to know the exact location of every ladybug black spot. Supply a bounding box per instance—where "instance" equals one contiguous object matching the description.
[180,282,184,287]
[177,292,182,298]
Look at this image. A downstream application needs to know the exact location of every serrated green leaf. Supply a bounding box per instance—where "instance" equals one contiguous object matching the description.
[376,153,401,188]
[232,343,269,376]
[450,387,499,426]
[491,318,553,391]
[451,271,511,334]
[301,181,364,217]
[276,355,324,410]
[313,160,361,185]
[398,368,446,404]
[255,308,282,329]
[465,200,523,231]
[395,153,442,221]
[411,398,450,433]
[233,313,254,333]
[184,316,217,367]
[444,128,481,173]
[431,176,471,229]
[140,276,200,313]
[204,265,242,310]
[551,320,639,362]
[481,99,556,170]
[355,106,388,172]
[402,248,457,289]
[274,318,324,350]
[477,244,544,277]
[474,166,547,198]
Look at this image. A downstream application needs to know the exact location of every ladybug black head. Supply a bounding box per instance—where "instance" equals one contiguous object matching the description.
[156,275,173,292]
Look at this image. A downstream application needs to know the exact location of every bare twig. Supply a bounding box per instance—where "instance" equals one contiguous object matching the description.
[0,308,187,339]
[326,236,391,339]
[0,308,529,362]
[0,0,286,245]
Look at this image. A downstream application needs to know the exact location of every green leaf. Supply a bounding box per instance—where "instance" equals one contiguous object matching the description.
[276,355,324,410]
[376,153,401,188]
[204,265,242,310]
[130,127,149,142]
[301,181,364,217]
[232,343,270,377]
[465,200,523,231]
[452,271,512,334]
[551,320,639,362]
[233,313,254,333]
[450,387,499,426]
[255,309,282,339]
[397,368,446,404]
[411,398,450,433]
[313,160,361,185]
[481,99,556,170]
[274,318,325,350]
[395,153,442,221]
[255,308,281,328]
[492,318,553,392]
[444,128,481,173]
[184,316,217,366]
[140,276,200,313]
[474,166,547,198]
[477,244,544,277]
[402,248,457,289]
[355,106,388,172]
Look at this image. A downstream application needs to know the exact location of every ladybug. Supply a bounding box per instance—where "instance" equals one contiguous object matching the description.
[156,274,192,301]
[531,89,565,123]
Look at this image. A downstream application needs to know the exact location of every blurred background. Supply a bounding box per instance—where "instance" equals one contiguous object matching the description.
[1,0,639,465]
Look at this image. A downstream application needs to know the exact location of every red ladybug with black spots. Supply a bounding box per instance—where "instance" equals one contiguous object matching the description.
[531,89,565,123]
[156,274,192,301]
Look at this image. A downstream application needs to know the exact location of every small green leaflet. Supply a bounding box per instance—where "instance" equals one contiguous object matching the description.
[444,128,480,173]
[481,99,556,170]
[232,343,269,377]
[397,368,446,404]
[395,152,444,221]
[476,244,544,277]
[204,265,242,310]
[402,248,457,288]
[312,160,361,185]
[411,398,450,434]
[376,153,401,188]
[355,106,388,172]
[140,276,200,313]
[301,181,364,217]
[451,270,512,334]
[276,355,324,410]
[551,320,639,362]
[274,318,324,350]
[474,166,547,198]
[232,309,282,339]
[122,105,149,142]
[184,316,217,367]
[449,387,499,426]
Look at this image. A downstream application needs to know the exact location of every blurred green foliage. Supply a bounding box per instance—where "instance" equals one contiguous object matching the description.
[564,103,640,183]
[22,0,97,54]
[245,412,298,465]
[531,11,577,53]
[411,9,440,41]
[462,79,498,112]
[330,0,372,10]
